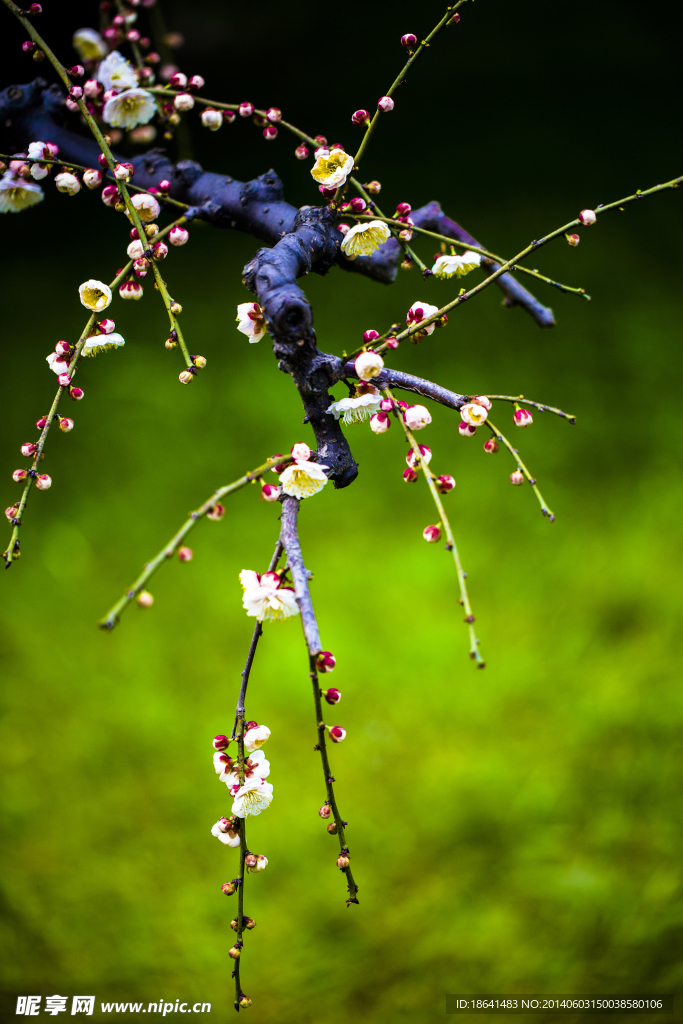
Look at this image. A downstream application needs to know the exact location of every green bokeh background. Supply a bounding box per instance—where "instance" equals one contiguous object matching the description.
[2,0,683,1020]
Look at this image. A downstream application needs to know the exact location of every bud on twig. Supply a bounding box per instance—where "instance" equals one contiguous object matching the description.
[483,437,498,453]
[513,407,533,428]
[579,209,597,226]
[35,474,51,491]
[336,852,350,869]
[401,33,417,49]
[319,803,332,819]
[179,370,194,385]
[436,474,455,493]
[12,469,28,482]
[510,470,525,486]
[137,590,154,607]
[207,503,225,521]
[327,821,338,834]
[316,650,336,673]
[324,688,341,704]
[351,109,370,125]
[328,726,346,743]
[213,734,230,750]
[221,881,236,896]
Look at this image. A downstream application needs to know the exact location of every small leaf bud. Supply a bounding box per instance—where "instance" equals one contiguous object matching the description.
[579,209,597,226]
[316,650,336,673]
[12,469,28,482]
[178,546,193,562]
[59,417,74,433]
[207,503,225,521]
[436,474,456,493]
[221,881,236,896]
[319,803,332,819]
[137,590,154,607]
[510,469,525,486]
[295,145,309,159]
[324,688,341,705]
[423,524,441,543]
[329,725,346,743]
[483,437,498,453]
[336,852,351,869]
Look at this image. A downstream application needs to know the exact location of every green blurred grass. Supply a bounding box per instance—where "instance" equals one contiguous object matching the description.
[1,178,683,1024]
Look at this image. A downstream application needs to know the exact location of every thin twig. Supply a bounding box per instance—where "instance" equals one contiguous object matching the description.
[486,419,554,520]
[485,395,576,422]
[98,457,292,628]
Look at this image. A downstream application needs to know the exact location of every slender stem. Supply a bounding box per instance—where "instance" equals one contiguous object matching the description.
[113,0,144,70]
[352,1,469,172]
[98,457,292,627]
[384,387,484,667]
[233,713,247,1013]
[485,395,576,422]
[486,419,554,520]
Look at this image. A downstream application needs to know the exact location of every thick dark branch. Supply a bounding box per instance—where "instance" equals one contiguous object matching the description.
[341,363,468,410]
[279,496,321,656]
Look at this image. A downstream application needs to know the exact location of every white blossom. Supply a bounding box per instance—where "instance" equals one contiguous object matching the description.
[244,725,271,753]
[82,332,125,356]
[242,583,300,622]
[406,301,440,335]
[231,777,274,818]
[404,404,432,430]
[0,172,43,214]
[72,28,107,61]
[79,279,112,312]
[310,148,354,189]
[103,89,156,130]
[340,220,391,258]
[326,392,381,424]
[236,302,266,343]
[46,352,70,376]
[431,250,481,278]
[355,350,384,381]
[201,109,223,130]
[211,819,241,847]
[55,172,81,195]
[97,51,138,92]
[460,402,489,427]
[248,854,268,872]
[279,460,329,499]
[128,191,160,223]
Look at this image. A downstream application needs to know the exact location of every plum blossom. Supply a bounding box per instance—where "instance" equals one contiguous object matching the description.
[354,351,384,381]
[404,405,432,430]
[103,88,156,130]
[326,389,381,424]
[310,148,354,190]
[79,279,112,312]
[406,301,440,336]
[340,220,391,258]
[72,28,107,61]
[236,302,267,343]
[0,172,43,214]
[432,250,481,278]
[279,459,329,499]
[46,352,70,376]
[82,332,125,356]
[460,402,489,427]
[128,192,160,223]
[248,854,268,872]
[244,724,271,753]
[240,570,300,622]
[231,777,274,818]
[211,817,241,847]
[97,51,138,91]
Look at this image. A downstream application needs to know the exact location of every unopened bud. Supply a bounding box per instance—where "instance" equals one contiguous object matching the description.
[238,995,252,1009]
[188,75,205,90]
[348,196,366,213]
[69,85,83,101]
[263,125,278,140]
[436,474,455,493]
[83,168,102,189]
[239,101,254,117]
[84,78,103,98]
[201,108,223,130]
[248,853,268,872]
[58,373,72,387]
[458,422,476,438]
[245,854,257,869]
[355,350,384,381]
[5,504,20,521]
[35,474,52,491]
[152,241,168,260]
[291,442,311,462]
[113,163,130,181]
[579,209,597,226]
[178,546,193,562]
[324,688,341,705]
[370,411,391,434]
[120,280,143,301]
[22,40,35,52]
[295,145,309,159]
[406,444,432,469]
[260,483,280,502]
[221,881,236,896]
[423,524,441,543]
[336,853,350,869]
[364,179,381,194]
[59,417,74,433]
[207,503,225,521]
[513,407,533,428]
[137,590,154,607]
[378,95,394,112]
[472,395,492,410]
[12,469,28,482]
[327,821,338,834]
[169,72,187,88]
[351,109,370,125]
[404,404,432,430]
[510,469,525,486]
[21,442,37,458]
[36,416,47,430]
[158,180,171,193]
[566,233,580,246]
[101,185,118,207]
[363,329,380,343]
[401,32,417,48]
[328,725,346,743]
[483,437,498,453]
[316,650,336,673]
[174,93,194,111]
[213,734,230,750]
[319,803,332,819]
[396,202,411,216]
[228,946,241,960]
[170,301,182,314]
[179,370,194,384]
[403,467,418,483]
[169,225,189,246]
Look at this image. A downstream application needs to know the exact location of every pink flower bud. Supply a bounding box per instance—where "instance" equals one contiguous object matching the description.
[69,65,84,77]
[98,319,115,334]
[263,125,278,140]
[404,404,432,430]
[266,107,282,122]
[68,86,83,101]
[363,330,380,343]
[221,881,236,896]
[188,74,205,90]
[127,29,140,42]
[385,337,399,350]
[351,109,370,125]
[261,483,280,502]
[102,185,118,207]
[169,72,187,88]
[436,474,455,493]
[169,225,189,246]
[35,473,51,490]
[207,503,225,521]
[69,386,84,401]
[114,162,130,180]
[401,32,417,48]
[83,168,102,189]
[55,339,71,356]
[120,280,143,300]
[472,395,492,410]
[295,144,309,160]
[137,590,154,607]
[337,852,350,869]
[369,411,391,434]
[84,79,103,98]
[213,734,230,750]
[319,803,331,819]
[324,688,341,705]
[337,223,350,234]
[510,469,525,486]
[513,407,533,428]
[406,444,431,469]
[174,93,194,111]
[179,370,194,385]
[423,524,441,542]
[65,99,80,112]
[22,41,35,52]
[59,417,74,433]
[21,442,37,458]
[329,726,346,743]
[178,546,193,562]
[239,101,254,117]
[58,373,71,387]
[152,241,168,260]
[378,96,394,112]
[379,399,393,412]
[316,651,336,673]
[29,3,42,13]
[403,467,419,483]
[12,469,28,482]
[566,233,580,246]
[157,180,171,194]
[396,202,411,216]
[319,185,337,199]
[133,258,148,277]
[291,442,311,462]
[35,416,47,429]
[5,504,19,521]
[399,228,413,241]
[112,14,125,26]
[579,209,596,226]
[349,197,366,212]
[458,422,476,438]
[260,571,281,591]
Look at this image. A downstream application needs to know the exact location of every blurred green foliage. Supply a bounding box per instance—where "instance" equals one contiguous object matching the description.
[2,0,683,1020]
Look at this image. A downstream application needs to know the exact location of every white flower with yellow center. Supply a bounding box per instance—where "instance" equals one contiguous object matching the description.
[244,725,271,753]
[236,302,266,343]
[0,172,43,214]
[72,28,107,61]
[240,570,300,622]
[279,459,329,499]
[432,250,482,278]
[231,777,274,818]
[327,391,381,424]
[79,279,112,312]
[82,332,125,356]
[103,88,156,130]
[460,402,489,427]
[310,148,354,190]
[340,220,391,259]
[128,192,160,223]
[97,51,138,92]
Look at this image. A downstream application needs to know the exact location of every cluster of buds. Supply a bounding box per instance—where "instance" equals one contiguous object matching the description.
[458,396,491,438]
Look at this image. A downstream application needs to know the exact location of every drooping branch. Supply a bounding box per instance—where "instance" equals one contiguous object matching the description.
[279,496,321,656]
[342,362,469,410]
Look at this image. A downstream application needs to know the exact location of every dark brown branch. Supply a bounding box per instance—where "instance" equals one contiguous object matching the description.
[279,496,321,656]
[341,362,468,410]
